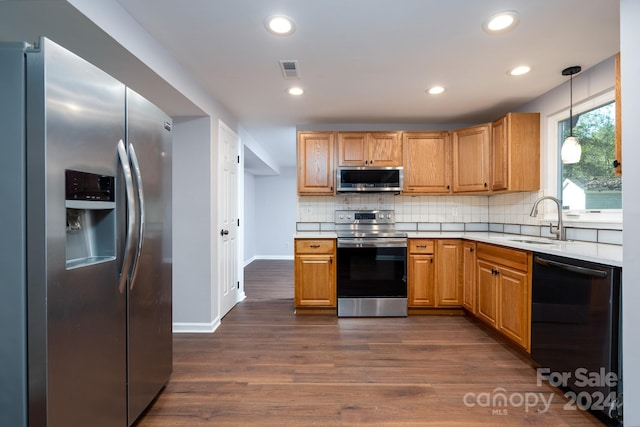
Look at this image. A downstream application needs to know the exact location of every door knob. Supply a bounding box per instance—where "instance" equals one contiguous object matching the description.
[220,229,229,236]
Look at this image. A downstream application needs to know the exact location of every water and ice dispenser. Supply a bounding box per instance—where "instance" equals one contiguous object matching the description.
[65,169,116,269]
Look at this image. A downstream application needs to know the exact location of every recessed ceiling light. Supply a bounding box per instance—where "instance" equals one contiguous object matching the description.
[265,15,296,36]
[426,86,445,95]
[508,65,531,76]
[288,87,304,96]
[483,11,520,34]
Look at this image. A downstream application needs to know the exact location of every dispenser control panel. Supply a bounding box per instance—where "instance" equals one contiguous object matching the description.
[65,169,114,202]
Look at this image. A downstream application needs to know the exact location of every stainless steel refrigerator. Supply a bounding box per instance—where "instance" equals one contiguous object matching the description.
[0,37,172,427]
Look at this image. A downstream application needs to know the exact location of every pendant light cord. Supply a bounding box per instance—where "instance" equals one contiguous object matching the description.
[569,73,574,137]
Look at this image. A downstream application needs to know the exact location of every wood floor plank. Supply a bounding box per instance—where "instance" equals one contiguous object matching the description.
[134,260,606,426]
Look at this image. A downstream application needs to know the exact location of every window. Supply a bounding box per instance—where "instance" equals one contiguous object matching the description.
[558,99,621,210]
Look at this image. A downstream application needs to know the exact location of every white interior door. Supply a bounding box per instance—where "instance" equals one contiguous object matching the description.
[218,121,240,317]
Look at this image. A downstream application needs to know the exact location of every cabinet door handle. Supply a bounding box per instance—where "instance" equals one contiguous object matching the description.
[416,245,427,248]
[309,244,321,248]
[446,185,450,190]
[469,247,474,252]
[613,159,621,168]
[365,160,369,165]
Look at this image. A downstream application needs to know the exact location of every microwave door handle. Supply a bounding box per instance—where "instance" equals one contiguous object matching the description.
[117,140,137,294]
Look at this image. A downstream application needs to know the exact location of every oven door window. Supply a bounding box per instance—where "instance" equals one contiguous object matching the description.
[337,246,407,297]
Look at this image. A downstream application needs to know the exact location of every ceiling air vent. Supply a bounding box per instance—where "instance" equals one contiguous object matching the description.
[279,60,300,79]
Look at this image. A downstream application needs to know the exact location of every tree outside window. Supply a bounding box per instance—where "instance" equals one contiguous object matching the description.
[559,101,621,209]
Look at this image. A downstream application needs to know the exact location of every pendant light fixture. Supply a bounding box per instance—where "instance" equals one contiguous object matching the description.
[560,65,582,164]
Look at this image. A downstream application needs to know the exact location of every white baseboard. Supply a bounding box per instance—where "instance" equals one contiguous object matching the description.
[172,318,221,334]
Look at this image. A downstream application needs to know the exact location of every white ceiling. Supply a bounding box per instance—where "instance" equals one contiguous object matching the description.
[0,1,620,172]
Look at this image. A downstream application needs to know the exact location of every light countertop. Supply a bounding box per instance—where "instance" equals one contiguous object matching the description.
[294,231,622,267]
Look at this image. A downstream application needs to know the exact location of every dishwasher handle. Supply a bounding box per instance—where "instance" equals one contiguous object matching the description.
[534,256,608,279]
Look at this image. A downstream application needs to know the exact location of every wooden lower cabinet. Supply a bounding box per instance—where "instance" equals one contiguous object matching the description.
[476,260,498,326]
[408,240,435,307]
[294,239,336,310]
[435,240,462,306]
[408,239,461,308]
[497,266,530,349]
[475,243,532,352]
[462,241,477,313]
[292,238,531,349]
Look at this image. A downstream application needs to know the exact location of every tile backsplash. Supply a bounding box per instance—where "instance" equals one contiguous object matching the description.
[297,192,544,224]
[297,190,622,245]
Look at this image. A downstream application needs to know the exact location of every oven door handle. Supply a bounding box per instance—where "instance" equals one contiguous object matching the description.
[338,238,407,248]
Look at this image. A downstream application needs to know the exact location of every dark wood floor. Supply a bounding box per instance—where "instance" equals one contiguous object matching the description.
[136,260,604,426]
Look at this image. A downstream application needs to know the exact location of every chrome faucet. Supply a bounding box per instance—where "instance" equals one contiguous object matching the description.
[530,196,566,240]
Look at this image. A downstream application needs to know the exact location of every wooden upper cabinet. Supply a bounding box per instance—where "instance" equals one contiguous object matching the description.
[337,132,366,166]
[452,124,490,193]
[490,116,509,191]
[490,112,540,192]
[337,132,402,167]
[369,132,402,166]
[402,131,451,194]
[297,132,335,195]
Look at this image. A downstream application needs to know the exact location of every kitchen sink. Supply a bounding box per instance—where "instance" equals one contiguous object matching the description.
[509,238,558,245]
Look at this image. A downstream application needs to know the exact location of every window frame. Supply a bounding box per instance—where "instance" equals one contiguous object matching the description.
[546,89,621,226]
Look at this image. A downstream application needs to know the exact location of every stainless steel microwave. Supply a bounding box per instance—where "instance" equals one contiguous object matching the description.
[336,167,403,192]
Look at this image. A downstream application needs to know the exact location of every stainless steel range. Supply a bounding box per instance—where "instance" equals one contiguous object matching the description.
[335,210,408,317]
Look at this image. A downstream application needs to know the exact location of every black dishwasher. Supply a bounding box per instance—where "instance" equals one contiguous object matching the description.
[531,253,622,424]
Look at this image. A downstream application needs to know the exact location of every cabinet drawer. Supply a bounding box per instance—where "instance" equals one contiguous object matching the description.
[476,242,529,272]
[295,239,335,254]
[409,239,435,254]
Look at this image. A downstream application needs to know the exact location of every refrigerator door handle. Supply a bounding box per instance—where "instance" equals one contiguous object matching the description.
[128,143,145,290]
[117,139,137,294]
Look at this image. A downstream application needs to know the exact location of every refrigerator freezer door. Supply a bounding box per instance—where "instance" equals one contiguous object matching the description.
[0,41,29,427]
[26,38,127,427]
[126,88,173,425]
